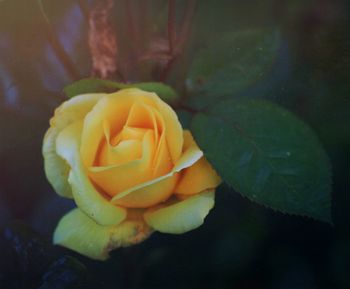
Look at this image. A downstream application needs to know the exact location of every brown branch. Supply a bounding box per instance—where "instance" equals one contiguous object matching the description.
[125,0,140,53]
[38,0,81,81]
[77,0,89,21]
[160,0,197,81]
[168,0,177,55]
[88,0,121,80]
[176,0,197,52]
[139,0,150,41]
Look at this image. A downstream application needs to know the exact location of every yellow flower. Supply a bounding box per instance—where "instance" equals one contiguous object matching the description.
[43,88,221,260]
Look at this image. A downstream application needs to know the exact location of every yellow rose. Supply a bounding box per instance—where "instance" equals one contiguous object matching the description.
[43,88,221,260]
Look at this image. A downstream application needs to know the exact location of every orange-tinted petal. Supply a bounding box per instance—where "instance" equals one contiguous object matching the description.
[173,130,203,171]
[89,130,155,197]
[111,130,203,205]
[151,93,183,163]
[175,157,221,195]
[126,103,159,136]
[152,131,173,177]
[80,89,157,167]
[111,173,179,208]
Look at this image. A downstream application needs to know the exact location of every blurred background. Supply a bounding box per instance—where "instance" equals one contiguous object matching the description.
[0,0,349,288]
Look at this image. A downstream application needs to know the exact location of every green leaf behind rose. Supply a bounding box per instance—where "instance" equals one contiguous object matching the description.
[191,98,332,223]
[63,78,179,105]
[186,28,281,110]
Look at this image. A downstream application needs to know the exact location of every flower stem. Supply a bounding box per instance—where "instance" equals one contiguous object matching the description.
[88,0,124,80]
[160,0,197,82]
[176,0,197,52]
[77,0,89,21]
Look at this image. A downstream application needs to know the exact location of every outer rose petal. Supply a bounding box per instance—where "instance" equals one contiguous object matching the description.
[175,157,221,196]
[56,121,126,226]
[54,208,152,260]
[43,128,72,198]
[175,130,204,170]
[144,191,215,234]
[50,93,107,130]
[43,93,106,198]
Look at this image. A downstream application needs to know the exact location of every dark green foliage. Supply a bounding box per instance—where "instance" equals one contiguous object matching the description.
[63,78,179,105]
[191,98,332,222]
[186,28,281,110]
[175,109,193,129]
[0,0,347,288]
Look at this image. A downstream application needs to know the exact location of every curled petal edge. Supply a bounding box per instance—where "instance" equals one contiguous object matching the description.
[111,130,203,203]
[43,127,72,198]
[54,208,152,260]
[43,93,105,198]
[144,190,215,234]
[56,121,126,226]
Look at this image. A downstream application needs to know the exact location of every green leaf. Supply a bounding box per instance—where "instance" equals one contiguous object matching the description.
[190,98,332,223]
[186,28,281,110]
[133,82,179,104]
[63,78,179,105]
[175,109,193,129]
[63,78,120,97]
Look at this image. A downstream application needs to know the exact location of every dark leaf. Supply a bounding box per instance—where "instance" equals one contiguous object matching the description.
[175,109,193,129]
[191,98,332,222]
[186,28,281,110]
[63,78,179,105]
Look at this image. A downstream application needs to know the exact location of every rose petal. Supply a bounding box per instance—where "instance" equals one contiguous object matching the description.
[173,130,203,171]
[89,130,155,197]
[144,191,215,234]
[175,157,221,196]
[81,89,158,167]
[112,174,179,208]
[50,94,106,130]
[111,130,203,203]
[54,208,152,260]
[125,102,172,177]
[125,102,162,142]
[43,128,72,198]
[55,121,84,166]
[152,130,173,177]
[56,121,127,226]
[43,93,105,198]
[151,92,183,163]
[97,120,144,167]
[120,126,149,141]
[99,139,143,166]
